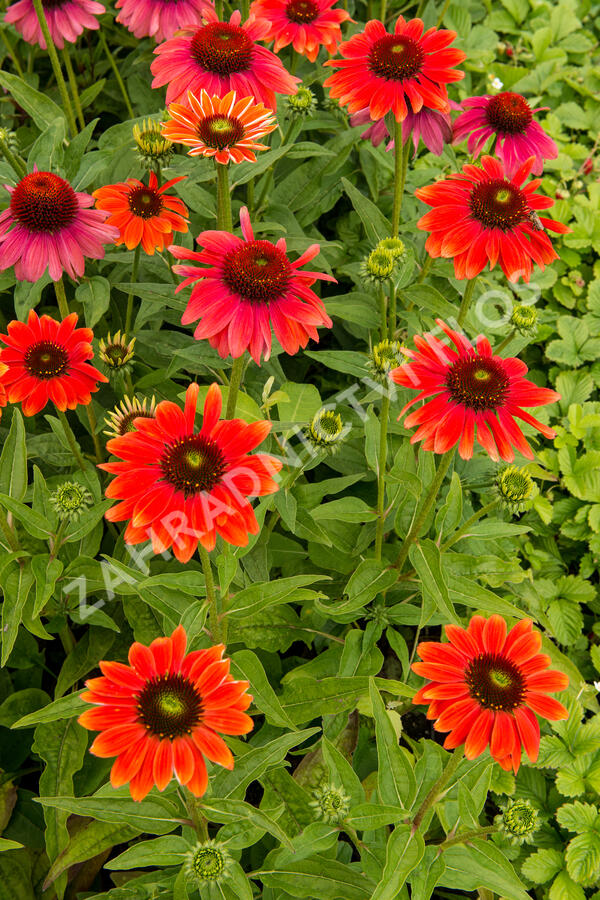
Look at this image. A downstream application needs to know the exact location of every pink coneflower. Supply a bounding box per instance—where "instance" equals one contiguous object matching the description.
[170,206,335,364]
[351,104,453,156]
[151,6,299,109]
[324,16,465,121]
[249,0,351,63]
[0,170,118,283]
[115,0,206,43]
[453,92,558,177]
[4,0,104,50]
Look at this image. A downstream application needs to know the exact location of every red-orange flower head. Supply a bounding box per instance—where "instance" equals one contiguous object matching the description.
[391,319,559,462]
[416,155,570,283]
[170,206,335,364]
[93,172,188,255]
[0,310,108,417]
[79,625,253,801]
[323,16,465,121]
[101,382,282,562]
[412,615,569,773]
[249,0,352,63]
[163,89,277,165]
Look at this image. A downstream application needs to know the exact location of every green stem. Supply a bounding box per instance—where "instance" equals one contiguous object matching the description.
[58,623,76,654]
[125,245,141,334]
[56,409,87,472]
[379,284,388,341]
[50,518,68,559]
[0,29,24,76]
[392,123,408,236]
[86,403,103,464]
[379,0,387,22]
[256,121,295,214]
[412,746,464,832]
[226,354,245,419]
[31,0,77,137]
[216,162,232,232]
[186,793,209,841]
[417,254,433,284]
[388,282,397,337]
[0,506,20,552]
[394,449,455,571]
[437,827,497,850]
[495,329,517,355]
[241,0,250,17]
[442,499,499,551]
[436,0,452,28]
[215,0,224,17]
[246,176,254,216]
[374,393,390,560]
[54,277,70,319]
[0,137,27,178]
[62,46,85,130]
[98,29,134,119]
[456,278,477,327]
[200,544,222,643]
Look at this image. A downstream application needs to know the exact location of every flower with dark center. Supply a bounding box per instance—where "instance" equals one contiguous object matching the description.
[79,626,253,801]
[324,16,465,121]
[0,169,118,283]
[116,0,204,43]
[453,92,558,177]
[510,304,538,337]
[99,331,135,372]
[93,171,188,256]
[305,408,347,453]
[249,0,350,63]
[186,841,232,884]
[496,799,538,844]
[286,86,317,117]
[4,0,104,50]
[0,310,107,417]
[416,156,570,282]
[151,7,299,109]
[101,382,282,562]
[310,784,350,823]
[390,319,560,462]
[132,118,174,170]
[495,464,535,513]
[50,481,93,521]
[170,206,334,364]
[163,89,276,165]
[360,247,395,283]
[368,339,404,382]
[104,395,157,439]
[412,615,569,773]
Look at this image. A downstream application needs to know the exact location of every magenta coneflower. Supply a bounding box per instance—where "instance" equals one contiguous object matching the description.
[115,0,205,43]
[249,0,351,63]
[170,206,335,364]
[453,92,558,177]
[0,169,118,283]
[4,0,104,49]
[351,104,453,156]
[151,6,299,109]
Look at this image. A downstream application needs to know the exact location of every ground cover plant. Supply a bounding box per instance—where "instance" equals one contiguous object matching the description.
[0,0,598,897]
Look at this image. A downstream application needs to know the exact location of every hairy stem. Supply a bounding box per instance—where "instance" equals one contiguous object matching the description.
[395,449,455,570]
[31,0,77,137]
[412,746,464,832]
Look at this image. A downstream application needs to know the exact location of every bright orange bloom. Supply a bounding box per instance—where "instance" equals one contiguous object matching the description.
[79,626,253,802]
[250,0,351,63]
[412,615,569,773]
[0,363,7,419]
[163,90,277,165]
[93,172,188,255]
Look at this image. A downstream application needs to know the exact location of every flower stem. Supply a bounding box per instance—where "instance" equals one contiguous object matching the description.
[394,448,455,571]
[0,29,24,77]
[186,793,209,841]
[495,328,517,355]
[412,746,464,833]
[379,284,388,341]
[0,506,20,552]
[56,409,87,472]
[417,254,433,284]
[226,354,245,419]
[392,123,408,236]
[442,499,499,551]
[54,277,70,319]
[215,0,224,18]
[199,544,223,643]
[0,137,26,179]
[31,0,77,137]
[374,392,390,561]
[437,826,497,850]
[125,245,141,334]
[436,0,452,28]
[379,0,387,22]
[85,403,103,464]
[456,278,477,327]
[388,282,397,337]
[216,162,232,232]
[62,46,85,130]
[97,29,134,119]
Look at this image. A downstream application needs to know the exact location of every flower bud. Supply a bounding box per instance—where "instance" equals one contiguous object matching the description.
[133,118,174,170]
[509,304,538,337]
[309,784,350,824]
[50,482,93,521]
[287,86,317,117]
[186,841,231,884]
[360,247,395,283]
[305,409,347,453]
[375,237,405,259]
[104,395,157,439]
[496,799,538,844]
[495,465,535,513]
[99,331,135,372]
[368,339,404,382]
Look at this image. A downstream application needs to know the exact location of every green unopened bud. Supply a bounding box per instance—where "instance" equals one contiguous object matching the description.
[509,305,538,337]
[368,339,404,382]
[287,86,317,117]
[495,465,535,513]
[360,248,395,283]
[133,118,174,170]
[50,482,93,521]
[305,409,347,453]
[309,784,350,824]
[0,125,18,152]
[186,841,231,884]
[376,237,405,259]
[496,799,538,844]
[99,331,135,372]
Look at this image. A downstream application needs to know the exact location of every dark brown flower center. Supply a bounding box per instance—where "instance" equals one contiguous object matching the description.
[469,178,528,231]
[368,35,424,81]
[198,114,245,150]
[160,434,226,497]
[119,410,155,434]
[191,23,253,76]
[465,652,525,711]
[24,340,69,380]
[446,356,510,411]
[128,186,163,219]
[137,673,202,739]
[222,240,292,304]
[10,172,78,234]
[286,0,319,23]
[42,0,68,8]
[485,92,532,135]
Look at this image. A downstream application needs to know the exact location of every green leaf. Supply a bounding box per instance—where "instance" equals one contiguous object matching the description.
[276,381,322,426]
[44,820,141,888]
[549,871,586,900]
[447,574,527,619]
[198,799,292,849]
[0,410,27,501]
[341,177,391,243]
[556,801,600,833]
[565,831,600,886]
[0,839,23,853]
[259,856,375,899]
[280,676,369,724]
[107,835,189,870]
[76,277,111,329]
[37,791,183,835]
[410,540,459,625]
[346,803,407,831]
[31,555,63,618]
[0,71,65,129]
[1,562,34,666]
[227,574,325,619]
[371,825,425,900]
[0,493,54,540]
[522,848,565,884]
[12,692,88,729]
[369,679,416,809]
[441,839,531,900]
[231,650,297,731]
